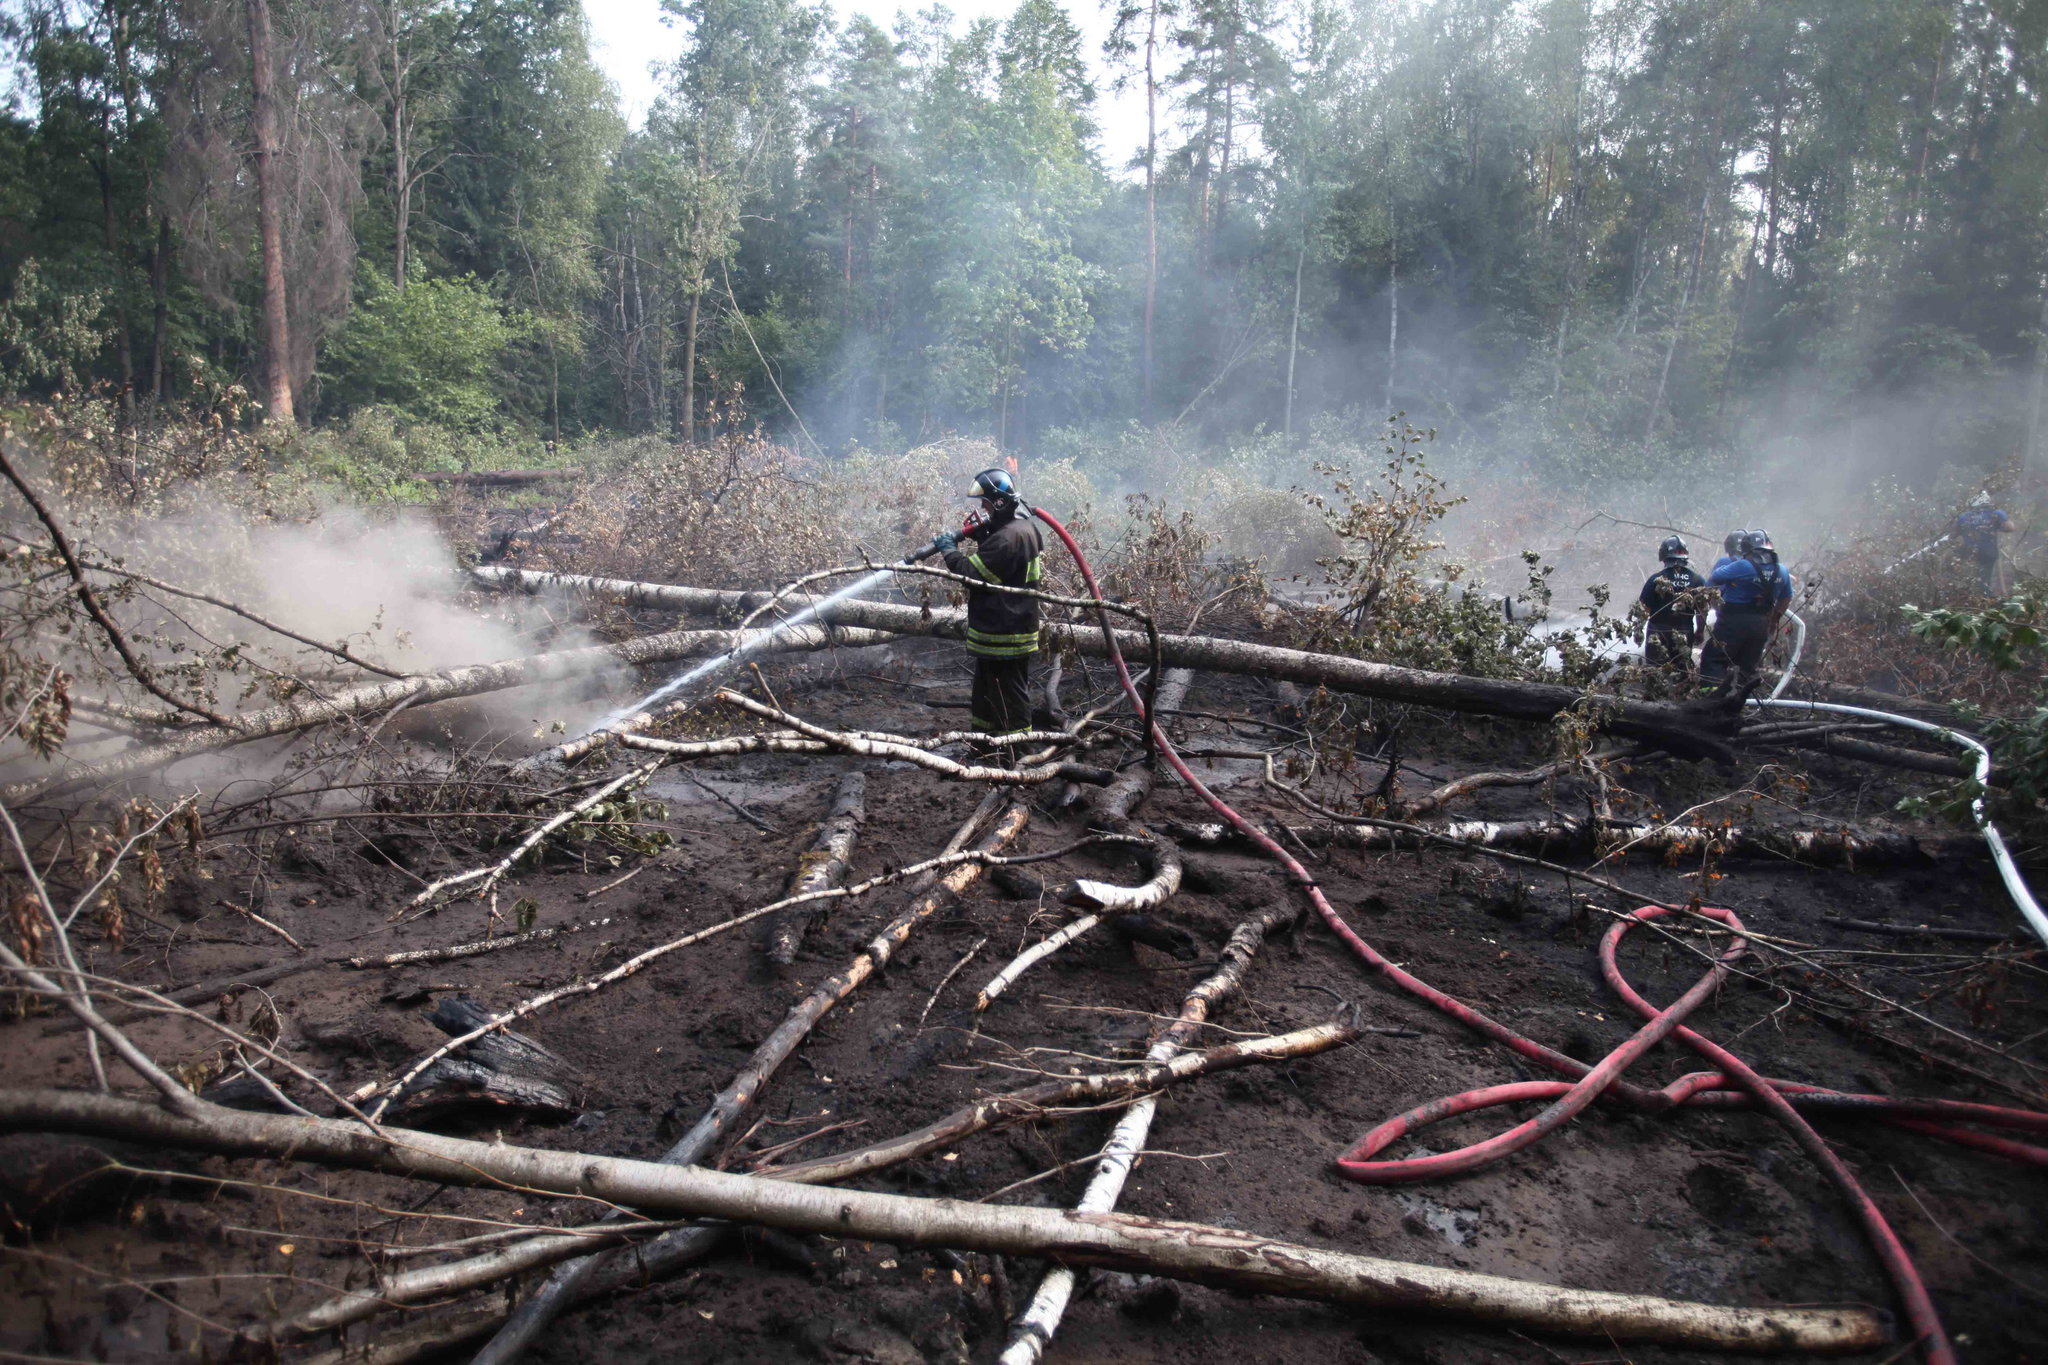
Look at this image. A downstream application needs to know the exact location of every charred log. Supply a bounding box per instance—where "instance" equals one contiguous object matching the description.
[383,995,576,1122]
[765,770,867,966]
[1162,816,1985,865]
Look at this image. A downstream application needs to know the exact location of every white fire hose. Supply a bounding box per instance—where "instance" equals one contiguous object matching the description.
[1748,614,2046,947]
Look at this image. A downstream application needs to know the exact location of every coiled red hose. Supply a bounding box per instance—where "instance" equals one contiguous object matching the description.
[1029,506,2043,1365]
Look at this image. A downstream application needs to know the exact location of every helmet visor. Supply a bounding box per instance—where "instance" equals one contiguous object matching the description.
[966,469,1016,501]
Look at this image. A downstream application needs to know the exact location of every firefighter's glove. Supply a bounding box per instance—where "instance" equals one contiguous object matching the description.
[932,530,959,553]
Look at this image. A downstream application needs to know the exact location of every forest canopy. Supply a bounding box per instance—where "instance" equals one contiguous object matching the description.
[1,0,2045,489]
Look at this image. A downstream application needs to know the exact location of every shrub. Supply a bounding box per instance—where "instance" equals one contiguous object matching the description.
[320,271,529,431]
[291,409,545,504]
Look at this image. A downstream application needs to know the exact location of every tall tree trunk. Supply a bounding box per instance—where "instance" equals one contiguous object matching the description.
[1218,27,1235,237]
[2027,283,2048,484]
[1713,208,1767,432]
[1141,0,1158,426]
[615,228,634,428]
[1763,76,1784,275]
[392,97,410,289]
[246,0,295,424]
[1383,253,1398,415]
[682,280,702,445]
[1643,190,1712,444]
[148,215,169,404]
[1284,238,1304,439]
[92,152,137,427]
[104,0,155,412]
[1904,30,1947,242]
[1551,6,1587,402]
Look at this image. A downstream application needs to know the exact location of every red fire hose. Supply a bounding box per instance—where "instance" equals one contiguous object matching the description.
[1030,506,2045,1365]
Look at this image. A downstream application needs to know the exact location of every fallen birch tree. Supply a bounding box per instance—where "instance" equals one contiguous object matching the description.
[4,619,896,803]
[1163,815,1986,865]
[469,793,1031,1364]
[975,832,1184,1013]
[473,568,1733,751]
[767,1019,1348,1183]
[0,1087,1890,1354]
[1081,670,1194,827]
[284,1021,1355,1339]
[1001,903,1297,1363]
[766,770,866,965]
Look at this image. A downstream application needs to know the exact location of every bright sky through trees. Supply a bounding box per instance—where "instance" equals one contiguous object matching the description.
[582,0,1152,169]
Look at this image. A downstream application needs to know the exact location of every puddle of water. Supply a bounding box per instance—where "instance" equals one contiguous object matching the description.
[1394,1190,1482,1247]
[648,771,815,809]
[1173,755,1267,790]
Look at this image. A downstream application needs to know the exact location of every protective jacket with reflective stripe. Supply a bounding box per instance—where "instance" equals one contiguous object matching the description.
[944,513,1043,656]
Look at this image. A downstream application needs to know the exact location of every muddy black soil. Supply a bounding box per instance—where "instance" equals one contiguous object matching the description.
[3,639,2045,1365]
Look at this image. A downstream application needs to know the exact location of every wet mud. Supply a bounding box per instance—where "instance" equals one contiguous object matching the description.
[3,641,2045,1364]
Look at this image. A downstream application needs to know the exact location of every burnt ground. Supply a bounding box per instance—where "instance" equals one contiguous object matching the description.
[3,636,2047,1365]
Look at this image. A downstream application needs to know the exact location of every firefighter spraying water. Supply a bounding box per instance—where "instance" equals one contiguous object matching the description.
[921,467,1046,749]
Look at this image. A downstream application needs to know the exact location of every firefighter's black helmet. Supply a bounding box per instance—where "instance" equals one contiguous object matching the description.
[966,468,1018,510]
[1658,535,1689,564]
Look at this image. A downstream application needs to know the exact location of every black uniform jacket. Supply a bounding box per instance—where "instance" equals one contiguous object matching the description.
[1638,563,1706,638]
[944,513,1044,657]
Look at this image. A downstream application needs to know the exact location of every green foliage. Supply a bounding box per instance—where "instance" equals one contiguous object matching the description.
[1904,594,2048,674]
[321,271,528,429]
[1899,591,2048,831]
[292,408,540,502]
[1301,419,1464,633]
[0,259,112,394]
[6,0,2048,483]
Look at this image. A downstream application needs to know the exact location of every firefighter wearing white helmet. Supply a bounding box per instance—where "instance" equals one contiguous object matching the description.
[929,468,1045,744]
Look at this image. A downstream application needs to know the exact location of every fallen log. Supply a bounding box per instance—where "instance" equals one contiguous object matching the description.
[769,1020,1348,1183]
[473,568,1732,752]
[1785,679,1962,729]
[765,770,867,966]
[283,1023,1347,1339]
[1760,729,1987,783]
[0,1087,1889,1354]
[342,919,612,970]
[1001,904,1296,1363]
[1402,746,1637,820]
[670,692,1114,786]
[281,1219,682,1340]
[1162,815,1985,865]
[421,468,583,487]
[974,833,1184,1013]
[384,996,576,1122]
[1082,669,1193,827]
[469,793,1030,1365]
[6,620,896,803]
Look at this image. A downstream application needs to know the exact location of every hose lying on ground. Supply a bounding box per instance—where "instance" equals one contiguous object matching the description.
[1749,696,2048,950]
[1752,609,2043,945]
[1029,507,2048,1365]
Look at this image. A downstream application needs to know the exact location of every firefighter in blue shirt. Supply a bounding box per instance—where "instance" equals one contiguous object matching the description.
[1954,492,2013,594]
[1635,536,1707,674]
[1700,529,1794,693]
